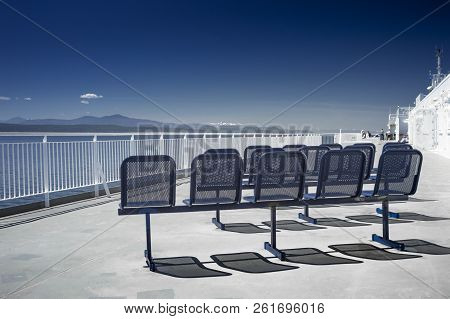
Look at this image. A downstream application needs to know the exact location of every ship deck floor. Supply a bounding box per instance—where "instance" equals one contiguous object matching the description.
[1,150,450,299]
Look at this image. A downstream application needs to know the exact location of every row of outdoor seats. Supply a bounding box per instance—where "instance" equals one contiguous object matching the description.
[239,142,411,184]
[244,144,342,176]
[188,148,421,206]
[119,145,420,270]
[120,143,417,209]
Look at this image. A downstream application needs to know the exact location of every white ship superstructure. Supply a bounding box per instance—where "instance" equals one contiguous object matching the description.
[408,49,450,156]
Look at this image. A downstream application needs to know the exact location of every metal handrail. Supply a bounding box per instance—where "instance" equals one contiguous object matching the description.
[0,133,323,207]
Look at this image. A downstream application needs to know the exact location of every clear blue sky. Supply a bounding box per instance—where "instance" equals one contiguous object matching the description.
[0,0,449,130]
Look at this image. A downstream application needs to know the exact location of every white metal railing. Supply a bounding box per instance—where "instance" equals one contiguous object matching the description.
[0,133,322,207]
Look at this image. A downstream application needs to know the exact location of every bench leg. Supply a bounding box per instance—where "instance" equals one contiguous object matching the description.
[372,200,405,250]
[145,213,156,272]
[212,209,226,230]
[264,206,286,261]
[375,207,400,219]
[298,205,317,224]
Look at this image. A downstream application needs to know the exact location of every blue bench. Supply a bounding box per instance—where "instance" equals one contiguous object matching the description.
[373,149,422,220]
[243,145,271,174]
[300,146,331,182]
[189,152,243,230]
[345,144,375,180]
[118,149,421,271]
[298,149,366,224]
[247,147,284,185]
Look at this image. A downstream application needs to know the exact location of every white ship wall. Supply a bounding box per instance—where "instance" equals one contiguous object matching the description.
[409,74,450,157]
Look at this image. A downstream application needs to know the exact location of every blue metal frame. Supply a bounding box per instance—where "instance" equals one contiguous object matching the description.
[121,194,410,270]
[298,205,317,224]
[372,199,405,250]
[118,152,420,271]
[145,213,156,271]
[375,207,400,219]
[211,207,226,230]
[264,206,286,260]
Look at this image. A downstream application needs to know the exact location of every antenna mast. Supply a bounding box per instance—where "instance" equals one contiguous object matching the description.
[436,48,442,76]
[429,48,446,90]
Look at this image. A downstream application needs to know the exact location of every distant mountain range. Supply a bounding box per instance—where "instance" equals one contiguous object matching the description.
[0,114,312,133]
[3,114,164,127]
[0,114,251,133]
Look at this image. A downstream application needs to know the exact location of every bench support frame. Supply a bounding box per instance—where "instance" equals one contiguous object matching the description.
[375,207,400,219]
[372,199,405,250]
[145,213,156,271]
[298,204,317,224]
[211,190,227,230]
[119,195,410,270]
[211,209,226,230]
[264,206,286,261]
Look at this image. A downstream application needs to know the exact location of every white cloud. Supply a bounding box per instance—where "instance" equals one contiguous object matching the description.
[0,96,11,101]
[24,97,32,101]
[80,93,103,99]
[81,100,90,104]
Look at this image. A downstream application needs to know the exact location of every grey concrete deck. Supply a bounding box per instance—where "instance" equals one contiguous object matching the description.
[1,151,450,299]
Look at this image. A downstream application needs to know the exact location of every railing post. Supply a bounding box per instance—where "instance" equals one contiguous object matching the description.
[203,133,206,153]
[130,134,136,156]
[160,133,164,155]
[232,133,236,153]
[93,135,99,197]
[339,129,342,144]
[183,133,188,176]
[42,135,50,207]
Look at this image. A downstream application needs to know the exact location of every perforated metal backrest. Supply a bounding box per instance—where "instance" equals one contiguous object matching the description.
[283,144,306,151]
[243,145,271,173]
[120,155,176,208]
[205,148,240,156]
[373,150,423,196]
[353,142,376,156]
[190,153,242,205]
[382,143,412,152]
[353,142,376,150]
[248,148,282,184]
[300,146,330,179]
[316,150,365,199]
[321,143,343,150]
[254,151,306,202]
[345,145,374,179]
